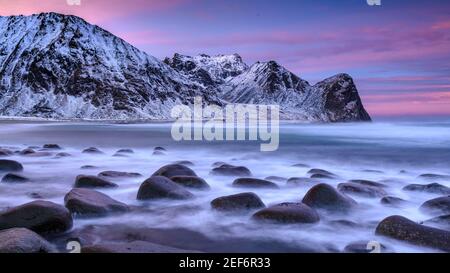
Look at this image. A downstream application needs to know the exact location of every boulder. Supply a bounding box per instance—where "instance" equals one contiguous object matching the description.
[302,183,357,212]
[0,148,13,157]
[152,164,197,178]
[98,171,142,178]
[173,160,194,166]
[403,183,450,195]
[348,179,387,188]
[0,160,24,172]
[420,196,450,216]
[265,176,287,182]
[82,147,104,154]
[170,176,210,190]
[1,173,29,183]
[0,200,73,234]
[152,150,165,156]
[154,147,167,152]
[375,215,450,252]
[423,215,450,231]
[380,196,407,206]
[307,169,337,179]
[211,164,252,177]
[232,178,279,189]
[55,152,71,158]
[64,188,129,217]
[211,192,265,212]
[19,148,35,155]
[137,176,194,200]
[337,182,386,198]
[43,144,62,150]
[291,163,310,168]
[116,149,134,154]
[74,175,118,189]
[0,228,55,253]
[287,177,316,186]
[252,203,320,224]
[418,174,450,180]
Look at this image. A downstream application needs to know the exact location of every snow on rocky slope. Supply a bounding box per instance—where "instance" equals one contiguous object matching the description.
[0,12,371,122]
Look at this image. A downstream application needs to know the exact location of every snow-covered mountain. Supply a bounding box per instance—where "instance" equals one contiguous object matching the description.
[0,12,371,122]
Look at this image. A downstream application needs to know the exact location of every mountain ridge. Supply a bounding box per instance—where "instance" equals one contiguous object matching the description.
[0,12,371,122]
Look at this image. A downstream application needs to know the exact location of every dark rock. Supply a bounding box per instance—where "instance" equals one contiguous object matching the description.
[343,241,389,253]
[173,160,194,166]
[265,176,287,182]
[287,177,316,186]
[82,147,103,154]
[418,174,450,180]
[0,160,23,172]
[55,152,71,157]
[310,173,335,179]
[362,169,384,174]
[302,183,357,212]
[152,164,197,178]
[307,169,337,178]
[375,215,450,252]
[338,182,386,198]
[20,148,35,155]
[380,196,407,206]
[74,175,118,189]
[211,164,251,176]
[403,183,450,195]
[1,173,30,183]
[116,149,134,154]
[80,165,97,169]
[212,161,227,167]
[232,178,279,189]
[0,200,73,234]
[113,153,129,157]
[170,176,210,190]
[152,150,165,156]
[252,202,320,224]
[98,171,141,178]
[211,192,265,212]
[291,163,310,168]
[423,215,450,231]
[81,240,199,253]
[0,228,55,253]
[349,179,387,188]
[64,188,129,217]
[43,144,61,150]
[137,176,194,200]
[154,147,167,152]
[0,148,13,157]
[420,196,450,216]
[27,192,44,199]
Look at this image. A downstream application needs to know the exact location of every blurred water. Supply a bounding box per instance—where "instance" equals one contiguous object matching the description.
[1,120,450,253]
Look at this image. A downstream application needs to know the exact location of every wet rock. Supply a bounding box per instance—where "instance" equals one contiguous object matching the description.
[423,215,450,231]
[137,176,194,200]
[302,183,357,212]
[27,192,44,199]
[307,169,337,179]
[152,164,197,178]
[43,144,62,150]
[211,164,252,177]
[212,161,227,167]
[82,147,104,154]
[74,175,118,189]
[64,188,129,217]
[418,173,450,180]
[170,176,210,190]
[338,182,387,198]
[0,160,23,172]
[375,215,450,252]
[80,165,97,169]
[55,152,71,158]
[420,196,450,216]
[252,202,320,224]
[173,160,194,166]
[0,228,56,253]
[291,163,310,168]
[349,179,387,188]
[154,147,167,152]
[362,169,384,174]
[20,148,35,155]
[287,177,316,186]
[211,193,265,212]
[82,240,199,253]
[0,148,13,157]
[98,171,141,178]
[1,173,30,183]
[116,149,134,154]
[0,200,73,234]
[403,183,450,195]
[232,178,279,189]
[343,241,389,253]
[380,196,407,206]
[265,176,287,182]
[152,150,165,156]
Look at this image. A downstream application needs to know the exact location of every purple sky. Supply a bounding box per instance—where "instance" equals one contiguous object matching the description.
[1,0,450,117]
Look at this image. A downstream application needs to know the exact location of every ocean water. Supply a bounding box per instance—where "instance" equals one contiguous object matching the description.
[1,120,450,253]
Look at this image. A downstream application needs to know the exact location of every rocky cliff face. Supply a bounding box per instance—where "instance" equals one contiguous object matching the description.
[0,12,371,122]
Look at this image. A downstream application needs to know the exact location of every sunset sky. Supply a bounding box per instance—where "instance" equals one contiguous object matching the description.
[1,0,449,118]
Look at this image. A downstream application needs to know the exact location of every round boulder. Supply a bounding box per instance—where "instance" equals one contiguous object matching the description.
[152,164,197,178]
[420,196,450,216]
[1,173,29,183]
[82,147,104,154]
[232,178,279,189]
[64,188,129,217]
[170,176,210,190]
[74,175,118,189]
[0,160,23,172]
[0,228,56,253]
[137,176,194,200]
[337,182,386,198]
[98,171,142,178]
[211,192,265,212]
[252,202,320,224]
[403,183,450,195]
[0,200,73,234]
[302,183,357,212]
[211,164,252,177]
